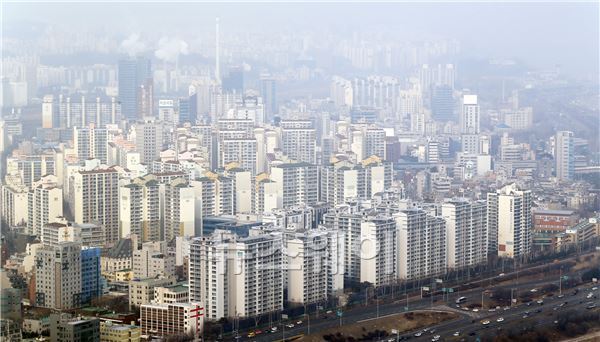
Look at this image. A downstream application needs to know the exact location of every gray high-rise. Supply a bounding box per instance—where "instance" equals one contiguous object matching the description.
[118,57,152,121]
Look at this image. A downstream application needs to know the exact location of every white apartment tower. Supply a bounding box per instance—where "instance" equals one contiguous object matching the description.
[270,162,319,209]
[73,124,108,164]
[281,120,316,164]
[119,174,163,242]
[441,199,487,269]
[286,228,344,304]
[395,209,447,280]
[72,167,120,244]
[460,95,480,134]
[360,217,397,286]
[555,131,574,181]
[164,177,196,240]
[28,175,63,236]
[189,232,284,320]
[135,119,164,166]
[487,183,532,259]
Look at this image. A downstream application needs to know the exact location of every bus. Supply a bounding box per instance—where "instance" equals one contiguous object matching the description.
[456,296,467,304]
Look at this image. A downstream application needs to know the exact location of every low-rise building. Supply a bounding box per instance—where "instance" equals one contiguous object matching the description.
[128,277,176,309]
[140,302,203,338]
[100,321,141,342]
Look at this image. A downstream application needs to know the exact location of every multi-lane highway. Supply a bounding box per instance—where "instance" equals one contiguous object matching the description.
[401,284,600,342]
[228,260,599,342]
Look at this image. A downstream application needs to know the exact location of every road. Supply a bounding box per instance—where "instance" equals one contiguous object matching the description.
[227,251,599,341]
[394,284,600,342]
[235,280,599,342]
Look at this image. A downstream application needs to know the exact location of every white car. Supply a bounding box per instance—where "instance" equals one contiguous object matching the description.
[482,320,491,325]
[530,289,538,293]
[497,317,504,322]
[453,331,460,337]
[415,331,423,337]
[472,308,479,312]
[592,287,598,291]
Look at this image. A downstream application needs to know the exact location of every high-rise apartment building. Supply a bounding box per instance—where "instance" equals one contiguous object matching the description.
[270,162,319,209]
[189,233,283,319]
[281,120,316,164]
[119,174,163,242]
[360,217,397,286]
[287,229,344,304]
[441,199,487,269]
[219,138,257,175]
[27,175,62,236]
[555,131,574,181]
[163,177,196,240]
[42,94,121,129]
[71,167,120,244]
[73,123,108,164]
[487,183,532,258]
[395,208,447,280]
[134,119,164,166]
[460,95,480,134]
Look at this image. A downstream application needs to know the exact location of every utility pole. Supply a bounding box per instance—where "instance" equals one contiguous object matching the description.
[481,291,484,309]
[559,268,563,296]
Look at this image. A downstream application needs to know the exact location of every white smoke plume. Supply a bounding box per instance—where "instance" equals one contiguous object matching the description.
[155,37,189,63]
[120,33,146,57]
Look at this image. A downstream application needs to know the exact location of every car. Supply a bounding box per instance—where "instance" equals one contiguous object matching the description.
[554,320,559,324]
[453,331,460,337]
[234,335,242,340]
[592,287,598,291]
[499,273,505,277]
[481,320,491,325]
[530,289,538,293]
[522,314,528,318]
[415,331,423,337]
[430,329,436,334]
[536,300,544,305]
[326,310,333,314]
[247,332,256,338]
[587,303,597,309]
[526,302,533,306]
[271,327,278,332]
[587,293,594,299]
[286,324,294,328]
[431,338,438,342]
[462,307,470,311]
[503,306,510,311]
[255,330,263,335]
[557,294,565,298]
[433,335,441,340]
[497,317,504,322]
[488,308,496,312]
[296,320,303,325]
[455,304,461,308]
[472,308,479,312]
[423,328,430,332]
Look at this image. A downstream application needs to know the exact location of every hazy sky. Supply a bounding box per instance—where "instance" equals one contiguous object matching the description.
[4,2,599,77]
